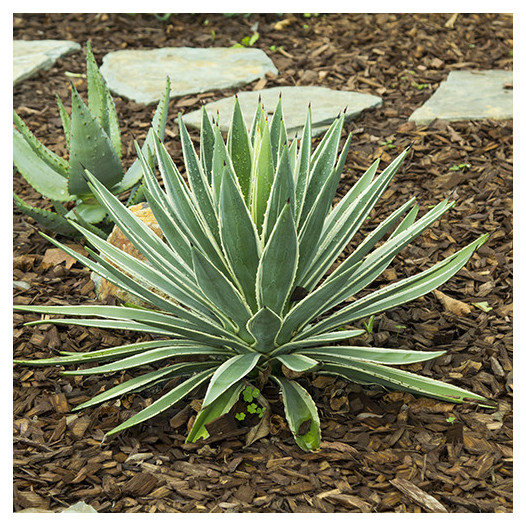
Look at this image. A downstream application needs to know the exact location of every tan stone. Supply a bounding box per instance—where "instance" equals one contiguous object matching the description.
[92,202,164,306]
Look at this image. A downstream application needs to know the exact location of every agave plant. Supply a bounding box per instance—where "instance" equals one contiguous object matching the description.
[13,42,171,237]
[14,97,490,451]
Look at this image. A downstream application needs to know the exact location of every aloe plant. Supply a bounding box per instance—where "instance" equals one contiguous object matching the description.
[14,97,490,451]
[13,43,171,237]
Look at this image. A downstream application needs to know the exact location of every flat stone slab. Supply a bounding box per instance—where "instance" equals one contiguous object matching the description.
[409,70,513,125]
[182,86,383,138]
[13,39,80,85]
[100,47,278,105]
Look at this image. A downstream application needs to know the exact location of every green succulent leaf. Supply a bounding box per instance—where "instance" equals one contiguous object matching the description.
[13,128,70,201]
[227,96,252,200]
[105,368,215,437]
[277,354,319,372]
[13,193,76,235]
[202,353,261,407]
[68,85,123,196]
[272,375,321,451]
[321,361,489,404]
[247,307,282,353]
[187,381,245,442]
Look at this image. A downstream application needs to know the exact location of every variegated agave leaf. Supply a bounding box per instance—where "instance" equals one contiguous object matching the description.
[14,96,491,451]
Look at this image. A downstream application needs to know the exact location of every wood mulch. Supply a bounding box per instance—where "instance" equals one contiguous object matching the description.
[13,13,512,513]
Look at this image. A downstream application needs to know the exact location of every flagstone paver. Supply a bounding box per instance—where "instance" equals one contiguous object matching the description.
[13,40,81,85]
[409,70,513,125]
[181,86,383,138]
[99,47,278,105]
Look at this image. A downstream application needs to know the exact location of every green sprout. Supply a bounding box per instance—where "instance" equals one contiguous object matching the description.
[449,163,471,172]
[363,315,375,334]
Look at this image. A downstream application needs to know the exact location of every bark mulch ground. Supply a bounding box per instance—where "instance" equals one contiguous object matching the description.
[13,13,512,513]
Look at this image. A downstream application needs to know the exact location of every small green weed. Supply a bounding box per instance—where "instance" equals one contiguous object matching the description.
[363,315,375,334]
[472,301,492,313]
[411,81,429,90]
[233,32,259,48]
[449,163,471,172]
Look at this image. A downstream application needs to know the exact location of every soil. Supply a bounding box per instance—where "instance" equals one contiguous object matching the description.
[13,13,512,513]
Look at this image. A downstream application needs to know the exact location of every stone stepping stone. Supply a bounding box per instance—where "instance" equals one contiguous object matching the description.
[409,70,512,125]
[181,86,383,138]
[100,47,278,105]
[13,39,80,85]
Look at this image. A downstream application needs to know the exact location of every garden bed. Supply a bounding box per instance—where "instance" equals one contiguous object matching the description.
[13,13,512,513]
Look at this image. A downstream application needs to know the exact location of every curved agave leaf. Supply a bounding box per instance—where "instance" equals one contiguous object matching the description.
[256,203,298,316]
[187,380,245,442]
[227,96,252,199]
[247,307,282,353]
[301,346,446,365]
[272,375,321,451]
[277,354,318,372]
[74,362,213,412]
[202,353,261,407]
[321,361,489,404]
[105,368,215,437]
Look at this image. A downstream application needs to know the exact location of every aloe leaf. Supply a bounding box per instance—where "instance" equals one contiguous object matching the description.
[13,111,69,177]
[249,96,264,146]
[271,376,321,451]
[55,95,71,149]
[135,144,193,271]
[187,380,245,442]
[192,245,253,335]
[113,78,171,193]
[13,193,76,235]
[178,114,219,241]
[71,201,107,224]
[321,361,489,404]
[277,354,318,372]
[298,200,456,324]
[13,339,184,366]
[227,96,252,200]
[13,129,70,201]
[246,307,282,353]
[302,346,446,365]
[211,125,236,204]
[390,203,419,238]
[62,346,226,375]
[256,204,298,316]
[142,186,193,274]
[86,41,121,156]
[305,234,489,337]
[202,353,261,407]
[75,362,212,412]
[68,86,123,196]
[105,368,215,437]
[81,168,194,284]
[219,168,261,311]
